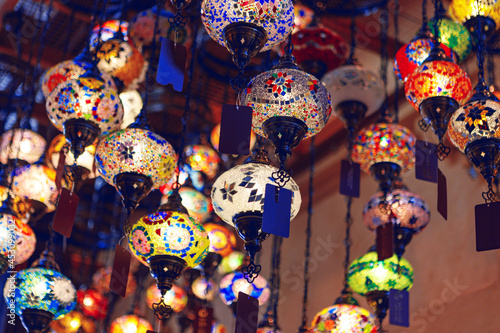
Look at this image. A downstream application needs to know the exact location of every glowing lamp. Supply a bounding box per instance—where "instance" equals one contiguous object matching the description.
[204,222,237,258]
[184,145,220,179]
[76,289,108,320]
[90,20,128,48]
[213,322,228,333]
[449,0,500,42]
[110,315,153,333]
[310,304,377,333]
[428,17,472,62]
[0,129,46,165]
[218,251,245,275]
[352,123,416,193]
[91,267,136,296]
[219,271,270,313]
[293,4,314,33]
[145,283,187,313]
[192,276,218,301]
[161,187,212,223]
[201,0,294,70]
[48,134,97,180]
[51,311,95,333]
[119,90,143,129]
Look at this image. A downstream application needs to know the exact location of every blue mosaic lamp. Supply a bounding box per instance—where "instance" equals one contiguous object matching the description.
[219,271,270,314]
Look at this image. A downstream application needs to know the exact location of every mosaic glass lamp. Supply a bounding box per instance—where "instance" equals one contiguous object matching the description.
[291,26,348,79]
[51,310,95,333]
[48,134,98,180]
[204,222,237,258]
[310,304,377,333]
[405,46,472,158]
[12,164,58,217]
[91,267,136,296]
[211,147,301,280]
[4,251,77,332]
[145,283,188,313]
[0,129,46,165]
[46,68,124,161]
[322,64,384,135]
[218,251,245,275]
[219,271,270,313]
[161,187,213,223]
[201,0,294,70]
[428,16,472,62]
[363,188,430,257]
[95,126,177,215]
[90,20,129,49]
[76,288,108,320]
[110,315,153,333]
[449,0,500,42]
[184,144,220,179]
[192,276,218,301]
[352,123,416,193]
[240,55,332,165]
[292,4,314,33]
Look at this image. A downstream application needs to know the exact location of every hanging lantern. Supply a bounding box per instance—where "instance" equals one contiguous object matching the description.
[90,20,129,48]
[292,4,315,33]
[449,0,500,42]
[91,267,136,296]
[192,276,218,301]
[210,123,257,153]
[363,188,430,257]
[322,64,384,135]
[428,16,472,62]
[95,127,177,215]
[161,187,212,223]
[201,0,294,70]
[352,123,416,193]
[290,26,348,79]
[310,304,378,333]
[204,222,237,258]
[0,129,46,166]
[405,46,472,157]
[394,28,456,83]
[76,288,108,320]
[119,90,144,129]
[4,252,77,333]
[184,145,220,179]
[146,283,188,313]
[12,164,58,217]
[46,70,124,161]
[218,251,245,275]
[241,56,332,165]
[159,165,205,194]
[211,152,301,280]
[96,35,148,91]
[51,310,95,333]
[110,315,153,333]
[219,271,270,312]
[47,134,98,180]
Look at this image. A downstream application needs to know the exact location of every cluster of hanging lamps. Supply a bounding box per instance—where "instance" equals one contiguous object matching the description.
[211,145,301,281]
[200,0,294,70]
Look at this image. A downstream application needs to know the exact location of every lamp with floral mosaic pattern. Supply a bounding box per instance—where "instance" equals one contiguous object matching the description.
[3,250,77,333]
[449,0,500,43]
[201,0,294,71]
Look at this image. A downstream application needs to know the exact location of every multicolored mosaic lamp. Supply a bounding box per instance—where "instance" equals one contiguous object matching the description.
[146,283,188,313]
[218,251,245,275]
[310,304,377,333]
[405,44,472,159]
[128,194,209,319]
[95,125,177,216]
[192,276,218,301]
[291,26,348,79]
[363,187,430,258]
[204,222,237,258]
[161,187,213,224]
[46,68,124,161]
[348,251,414,329]
[219,271,270,314]
[184,144,220,179]
[0,129,46,166]
[322,64,384,137]
[12,164,58,219]
[352,123,416,193]
[428,15,472,62]
[110,315,153,333]
[292,4,314,33]
[449,0,500,42]
[51,310,95,333]
[240,53,332,169]
[3,250,77,332]
[201,0,294,70]
[76,288,108,320]
[211,146,301,281]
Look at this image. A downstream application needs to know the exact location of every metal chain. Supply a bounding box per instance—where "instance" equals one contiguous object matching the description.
[379,4,391,121]
[347,16,356,63]
[393,0,400,123]
[477,13,486,85]
[342,196,353,288]
[299,137,314,332]
[432,0,440,45]
[421,0,428,27]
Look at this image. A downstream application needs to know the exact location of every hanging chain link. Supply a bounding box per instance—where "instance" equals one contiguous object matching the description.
[242,256,262,283]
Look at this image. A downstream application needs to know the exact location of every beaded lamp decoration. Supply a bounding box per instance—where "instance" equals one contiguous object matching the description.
[352,123,416,193]
[0,128,46,166]
[363,187,430,258]
[145,283,188,313]
[405,16,472,160]
[3,250,77,333]
[292,4,315,33]
[219,271,270,313]
[348,251,414,329]
[241,44,332,184]
[76,288,108,320]
[91,267,136,296]
[201,0,294,72]
[127,192,209,320]
[291,26,348,79]
[51,311,95,333]
[184,144,220,179]
[211,145,301,282]
[448,16,500,203]
[110,315,153,333]
[12,164,58,218]
[449,0,500,43]
[161,187,213,223]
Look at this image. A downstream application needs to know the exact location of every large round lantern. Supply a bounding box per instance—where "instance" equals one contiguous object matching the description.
[0,129,46,165]
[310,304,377,333]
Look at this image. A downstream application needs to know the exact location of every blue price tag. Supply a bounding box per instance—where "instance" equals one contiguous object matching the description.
[156,38,186,92]
[389,289,409,327]
[262,184,292,238]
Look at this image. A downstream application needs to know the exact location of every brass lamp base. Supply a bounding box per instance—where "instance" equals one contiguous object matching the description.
[366,290,390,329]
[21,309,54,333]
[369,162,401,195]
[223,22,268,71]
[262,116,308,165]
[114,172,153,224]
[63,118,100,161]
[465,138,500,186]
[149,255,187,296]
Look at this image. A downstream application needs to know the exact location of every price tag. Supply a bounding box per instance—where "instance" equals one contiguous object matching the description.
[475,201,500,252]
[415,140,438,183]
[339,160,360,197]
[52,188,78,238]
[389,289,409,327]
[437,168,447,220]
[110,244,131,297]
[262,184,292,238]
[235,292,259,333]
[219,104,253,155]
[376,223,394,260]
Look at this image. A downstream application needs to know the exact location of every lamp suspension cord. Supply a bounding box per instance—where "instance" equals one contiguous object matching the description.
[271,235,283,332]
[298,137,315,332]
[421,0,428,28]
[347,16,356,64]
[432,0,440,46]
[378,3,391,122]
[393,0,400,123]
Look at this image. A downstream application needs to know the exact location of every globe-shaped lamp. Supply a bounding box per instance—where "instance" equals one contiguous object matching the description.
[76,288,108,320]
[51,310,95,333]
[184,145,220,179]
[219,251,245,275]
[204,222,237,258]
[219,271,270,313]
[292,4,314,33]
[161,187,212,223]
[0,129,46,166]
[449,0,500,42]
[110,315,153,333]
[192,276,218,301]
[428,17,472,62]
[201,0,294,70]
[146,283,188,313]
[310,304,378,333]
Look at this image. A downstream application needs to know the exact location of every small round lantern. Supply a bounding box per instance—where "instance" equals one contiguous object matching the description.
[161,187,212,223]
[428,16,472,62]
[310,304,377,333]
[0,129,46,165]
[292,4,314,33]
[204,222,237,258]
[110,315,153,333]
[219,251,245,275]
[219,271,270,312]
[76,289,108,320]
[192,276,218,301]
[184,145,220,179]
[146,283,188,313]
